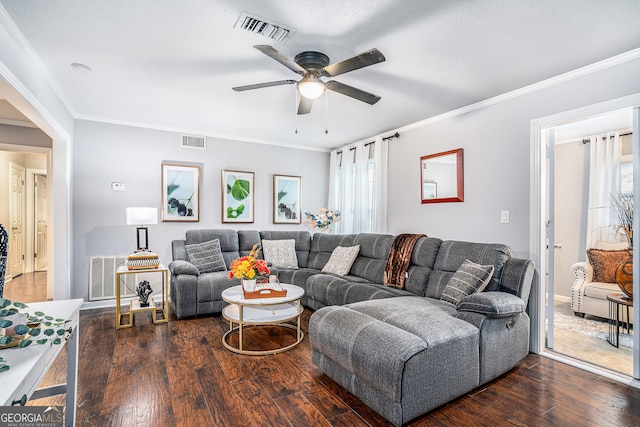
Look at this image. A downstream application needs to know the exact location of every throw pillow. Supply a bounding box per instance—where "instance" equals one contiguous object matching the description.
[322,245,360,276]
[185,239,226,274]
[586,248,630,283]
[441,259,495,306]
[262,239,299,269]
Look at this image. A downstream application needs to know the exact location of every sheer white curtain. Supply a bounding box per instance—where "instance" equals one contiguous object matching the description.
[585,131,621,249]
[328,135,388,233]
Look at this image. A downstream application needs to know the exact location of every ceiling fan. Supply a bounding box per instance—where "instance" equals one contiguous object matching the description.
[232,45,385,114]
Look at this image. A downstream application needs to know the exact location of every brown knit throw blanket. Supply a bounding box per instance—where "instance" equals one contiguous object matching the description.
[384,233,426,289]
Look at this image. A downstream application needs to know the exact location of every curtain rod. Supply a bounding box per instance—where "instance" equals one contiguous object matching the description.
[337,132,401,153]
[582,131,632,144]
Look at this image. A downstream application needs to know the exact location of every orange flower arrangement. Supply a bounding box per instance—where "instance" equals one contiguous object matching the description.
[228,244,270,280]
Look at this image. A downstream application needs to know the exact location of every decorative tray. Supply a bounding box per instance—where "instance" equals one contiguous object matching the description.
[243,282,287,299]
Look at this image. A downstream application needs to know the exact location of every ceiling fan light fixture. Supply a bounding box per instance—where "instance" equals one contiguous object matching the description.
[298,77,325,99]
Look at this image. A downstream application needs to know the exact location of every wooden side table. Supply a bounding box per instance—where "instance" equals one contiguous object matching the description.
[115,264,169,329]
[607,293,633,348]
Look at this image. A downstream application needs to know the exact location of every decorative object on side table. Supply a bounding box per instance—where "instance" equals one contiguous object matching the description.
[612,191,633,299]
[304,208,341,233]
[126,251,160,270]
[0,298,71,372]
[136,280,153,307]
[228,244,270,293]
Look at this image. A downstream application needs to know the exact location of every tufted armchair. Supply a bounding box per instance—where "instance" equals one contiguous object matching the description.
[570,241,633,322]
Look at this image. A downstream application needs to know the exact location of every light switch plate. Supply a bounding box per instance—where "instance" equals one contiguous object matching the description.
[500,210,510,224]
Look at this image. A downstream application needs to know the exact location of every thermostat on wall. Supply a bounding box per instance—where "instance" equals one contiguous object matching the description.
[111,182,125,191]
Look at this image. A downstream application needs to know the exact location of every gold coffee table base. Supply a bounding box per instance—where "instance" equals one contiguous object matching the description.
[222,323,304,355]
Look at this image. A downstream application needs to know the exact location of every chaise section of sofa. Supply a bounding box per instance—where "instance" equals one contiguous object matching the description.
[310,296,480,427]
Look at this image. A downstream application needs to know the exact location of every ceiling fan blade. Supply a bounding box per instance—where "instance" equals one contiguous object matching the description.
[297,96,313,115]
[232,80,296,91]
[325,81,381,105]
[322,48,385,77]
[254,45,306,75]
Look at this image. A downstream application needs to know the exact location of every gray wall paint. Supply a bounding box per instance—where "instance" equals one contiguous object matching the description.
[72,120,329,301]
[386,57,640,259]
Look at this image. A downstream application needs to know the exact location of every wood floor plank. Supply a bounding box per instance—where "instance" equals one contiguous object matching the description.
[233,379,291,426]
[275,391,332,427]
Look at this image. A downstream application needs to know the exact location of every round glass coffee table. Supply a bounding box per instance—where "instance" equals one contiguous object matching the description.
[221,283,304,355]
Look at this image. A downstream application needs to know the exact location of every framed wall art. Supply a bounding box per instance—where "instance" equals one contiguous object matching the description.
[273,175,301,224]
[222,169,254,223]
[161,163,200,222]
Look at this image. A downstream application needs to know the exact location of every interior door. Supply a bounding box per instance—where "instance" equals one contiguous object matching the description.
[34,173,48,271]
[9,162,25,278]
[545,129,556,349]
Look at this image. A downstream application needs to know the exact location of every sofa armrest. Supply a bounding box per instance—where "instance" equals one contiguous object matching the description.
[457,291,525,318]
[570,262,593,314]
[571,261,593,284]
[169,260,199,276]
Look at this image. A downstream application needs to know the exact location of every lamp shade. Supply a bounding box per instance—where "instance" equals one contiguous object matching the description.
[126,207,158,226]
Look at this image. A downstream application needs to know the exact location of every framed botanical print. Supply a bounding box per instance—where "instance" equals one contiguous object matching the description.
[161,163,200,221]
[273,175,301,224]
[222,169,254,223]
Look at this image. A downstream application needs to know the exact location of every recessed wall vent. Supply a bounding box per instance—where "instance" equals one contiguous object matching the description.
[181,134,206,150]
[234,11,296,43]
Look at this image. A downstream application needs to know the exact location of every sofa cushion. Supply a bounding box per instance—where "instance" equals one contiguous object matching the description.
[586,248,629,283]
[308,234,356,270]
[185,239,227,273]
[441,260,494,306]
[584,280,622,299]
[322,245,360,276]
[351,233,394,283]
[426,241,511,299]
[259,230,311,268]
[186,229,241,268]
[262,239,299,269]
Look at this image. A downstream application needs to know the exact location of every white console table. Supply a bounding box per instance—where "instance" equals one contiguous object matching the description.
[0,299,82,427]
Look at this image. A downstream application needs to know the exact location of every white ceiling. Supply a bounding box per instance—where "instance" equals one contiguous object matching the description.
[1,0,639,150]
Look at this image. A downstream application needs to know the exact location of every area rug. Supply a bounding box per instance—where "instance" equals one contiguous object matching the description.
[553,312,634,348]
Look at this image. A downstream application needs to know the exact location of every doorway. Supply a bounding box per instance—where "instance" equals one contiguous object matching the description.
[531,96,640,383]
[2,153,48,297]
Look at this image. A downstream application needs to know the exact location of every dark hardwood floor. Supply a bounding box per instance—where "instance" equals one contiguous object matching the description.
[24,303,640,427]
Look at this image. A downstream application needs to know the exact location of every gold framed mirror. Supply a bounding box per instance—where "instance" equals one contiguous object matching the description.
[420,148,464,203]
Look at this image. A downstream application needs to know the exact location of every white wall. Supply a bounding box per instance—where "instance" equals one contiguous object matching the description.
[386,56,640,260]
[72,120,329,301]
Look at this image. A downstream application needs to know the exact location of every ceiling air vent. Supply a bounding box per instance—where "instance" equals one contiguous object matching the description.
[234,11,296,43]
[181,134,206,150]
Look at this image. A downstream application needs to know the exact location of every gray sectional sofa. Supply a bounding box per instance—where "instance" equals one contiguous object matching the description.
[169,229,534,426]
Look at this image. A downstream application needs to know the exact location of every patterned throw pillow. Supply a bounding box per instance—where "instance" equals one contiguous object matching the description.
[441,259,495,306]
[322,246,360,276]
[262,239,299,269]
[586,248,630,283]
[185,239,226,273]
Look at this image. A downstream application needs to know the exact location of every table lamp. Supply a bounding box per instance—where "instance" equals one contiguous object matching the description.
[126,207,158,251]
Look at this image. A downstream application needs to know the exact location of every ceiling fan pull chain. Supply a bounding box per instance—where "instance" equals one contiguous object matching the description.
[295,86,299,134]
[324,90,329,134]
